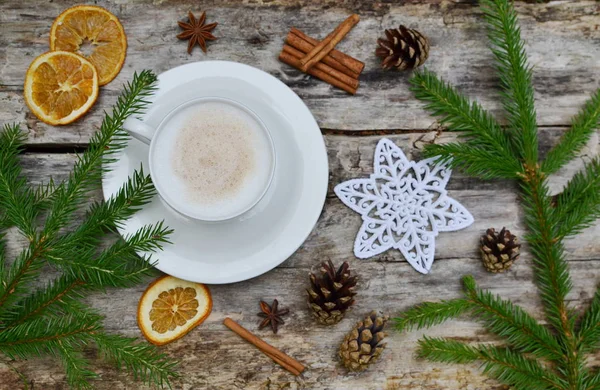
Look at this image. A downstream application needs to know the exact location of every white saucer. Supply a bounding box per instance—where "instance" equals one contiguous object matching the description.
[102,61,328,284]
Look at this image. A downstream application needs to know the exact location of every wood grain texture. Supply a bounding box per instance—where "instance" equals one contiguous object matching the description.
[1,0,600,388]
[0,129,599,389]
[0,0,599,144]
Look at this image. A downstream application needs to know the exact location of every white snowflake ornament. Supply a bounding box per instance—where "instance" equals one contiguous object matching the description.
[334,138,474,274]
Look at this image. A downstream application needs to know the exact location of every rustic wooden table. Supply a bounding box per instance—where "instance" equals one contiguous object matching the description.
[1,0,599,389]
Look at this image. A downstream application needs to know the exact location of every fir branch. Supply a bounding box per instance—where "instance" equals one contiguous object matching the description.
[411,69,520,163]
[417,337,565,390]
[0,71,158,324]
[520,176,574,336]
[119,221,173,253]
[0,70,178,387]
[74,167,155,239]
[0,312,101,360]
[4,360,30,390]
[476,345,566,390]
[93,333,178,389]
[424,142,520,180]
[520,172,584,385]
[0,124,37,238]
[481,0,538,164]
[394,299,471,332]
[543,89,600,174]
[395,0,600,387]
[416,336,479,364]
[53,167,156,259]
[56,341,97,390]
[0,245,46,318]
[553,159,600,239]
[44,169,167,289]
[44,244,152,288]
[47,220,170,288]
[0,275,86,327]
[583,372,600,390]
[462,275,563,361]
[43,70,157,237]
[577,286,600,354]
[0,217,11,231]
[0,237,5,284]
[32,178,56,214]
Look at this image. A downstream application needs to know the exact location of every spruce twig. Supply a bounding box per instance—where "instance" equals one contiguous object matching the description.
[577,287,600,354]
[553,159,600,239]
[417,338,567,389]
[93,333,179,388]
[0,70,178,388]
[395,0,600,388]
[395,299,471,332]
[481,0,538,164]
[0,124,36,238]
[0,276,86,326]
[543,90,600,174]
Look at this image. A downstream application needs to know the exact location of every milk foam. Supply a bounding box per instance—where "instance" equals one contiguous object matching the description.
[152,100,273,220]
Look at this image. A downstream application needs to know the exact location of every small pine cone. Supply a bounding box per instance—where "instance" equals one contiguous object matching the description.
[480,227,521,273]
[307,260,358,325]
[375,25,429,70]
[339,312,388,372]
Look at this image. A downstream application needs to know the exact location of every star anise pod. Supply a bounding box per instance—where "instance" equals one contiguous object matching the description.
[177,11,218,54]
[257,299,289,334]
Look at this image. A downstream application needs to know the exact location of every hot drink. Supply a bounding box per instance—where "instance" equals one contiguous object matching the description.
[152,100,274,220]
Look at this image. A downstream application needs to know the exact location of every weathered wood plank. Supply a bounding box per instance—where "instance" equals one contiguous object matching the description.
[4,128,599,262]
[0,130,599,389]
[2,0,600,388]
[1,0,599,145]
[1,260,600,389]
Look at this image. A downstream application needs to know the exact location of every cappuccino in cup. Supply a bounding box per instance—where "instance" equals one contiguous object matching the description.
[149,99,275,221]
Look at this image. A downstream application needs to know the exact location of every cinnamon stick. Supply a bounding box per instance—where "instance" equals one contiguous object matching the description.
[298,14,360,72]
[291,27,364,75]
[263,352,302,376]
[223,317,306,376]
[283,45,359,89]
[279,50,357,95]
[285,31,358,79]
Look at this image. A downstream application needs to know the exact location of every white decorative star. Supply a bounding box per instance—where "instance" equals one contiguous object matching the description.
[334,138,474,274]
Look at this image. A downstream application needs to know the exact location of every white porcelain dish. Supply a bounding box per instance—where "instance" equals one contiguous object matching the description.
[102,61,329,284]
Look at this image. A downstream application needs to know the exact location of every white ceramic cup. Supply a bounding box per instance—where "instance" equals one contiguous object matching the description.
[122,97,276,222]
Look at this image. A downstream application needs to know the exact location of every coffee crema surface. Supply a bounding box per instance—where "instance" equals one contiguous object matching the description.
[152,101,273,220]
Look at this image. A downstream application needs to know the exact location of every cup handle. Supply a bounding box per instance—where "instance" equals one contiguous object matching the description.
[122,117,155,145]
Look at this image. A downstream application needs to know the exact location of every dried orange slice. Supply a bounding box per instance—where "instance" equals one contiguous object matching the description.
[138,275,212,346]
[24,51,99,125]
[50,5,127,85]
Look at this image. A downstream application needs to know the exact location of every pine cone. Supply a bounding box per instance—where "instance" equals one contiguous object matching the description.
[339,312,388,372]
[376,25,429,70]
[480,227,521,273]
[307,260,358,325]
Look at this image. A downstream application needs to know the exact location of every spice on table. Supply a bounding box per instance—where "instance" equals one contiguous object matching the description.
[289,28,364,76]
[376,25,429,70]
[177,11,218,54]
[24,51,99,126]
[282,45,359,89]
[257,299,289,334]
[223,318,306,376]
[285,31,355,79]
[279,49,358,95]
[298,14,360,72]
[137,275,213,345]
[50,5,127,86]
[279,17,365,94]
